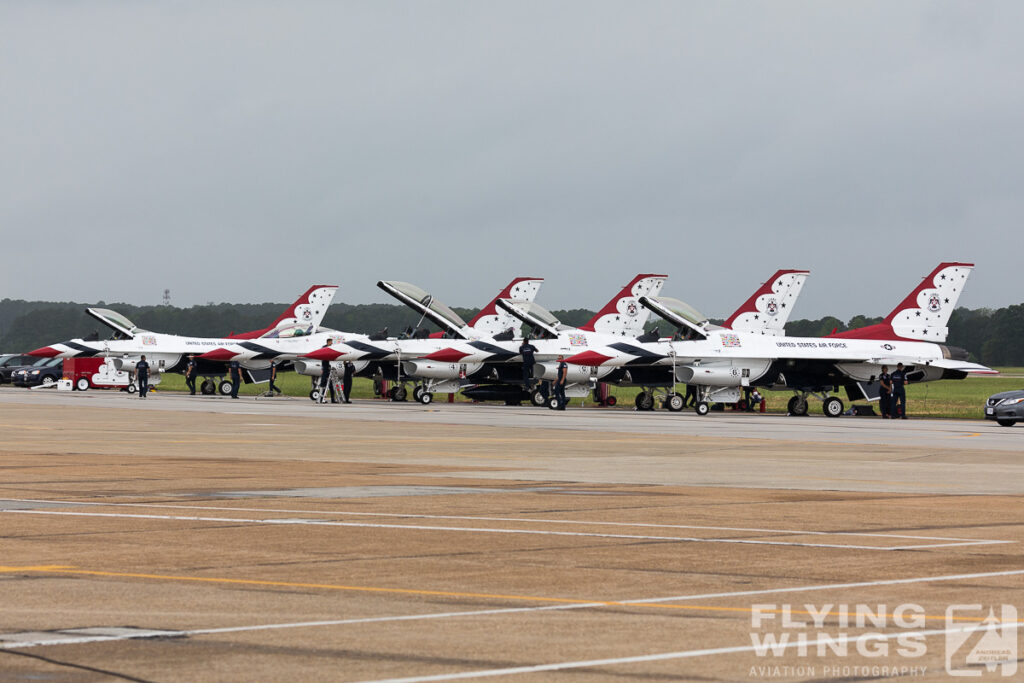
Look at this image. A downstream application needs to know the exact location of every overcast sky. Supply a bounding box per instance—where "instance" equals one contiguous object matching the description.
[2,2,1021,320]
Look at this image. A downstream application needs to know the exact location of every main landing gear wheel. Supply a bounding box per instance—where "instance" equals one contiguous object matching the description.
[823,396,844,418]
[126,383,137,394]
[75,377,90,391]
[787,396,809,416]
[530,389,547,407]
[635,391,655,411]
[309,389,321,402]
[666,393,685,412]
[412,386,424,402]
[392,385,407,402]
[548,397,563,410]
[200,379,215,395]
[694,401,710,416]
[997,419,1017,427]
[218,380,233,396]
[418,391,433,405]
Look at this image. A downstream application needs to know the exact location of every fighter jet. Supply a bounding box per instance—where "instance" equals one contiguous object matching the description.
[27,285,338,394]
[565,263,994,416]
[199,277,545,401]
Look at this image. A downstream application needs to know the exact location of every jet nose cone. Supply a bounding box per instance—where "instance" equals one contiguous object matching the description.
[303,347,344,361]
[199,348,238,361]
[28,346,62,358]
[565,350,613,366]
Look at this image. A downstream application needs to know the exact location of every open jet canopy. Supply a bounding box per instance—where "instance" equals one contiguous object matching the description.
[85,308,145,339]
[377,281,469,339]
[638,296,711,339]
[495,299,569,339]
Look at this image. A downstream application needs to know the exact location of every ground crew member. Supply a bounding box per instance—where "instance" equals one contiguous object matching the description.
[228,360,241,399]
[878,365,892,418]
[342,361,354,403]
[552,354,568,410]
[137,355,150,399]
[185,354,197,395]
[268,360,282,396]
[684,383,698,408]
[519,336,538,388]
[891,362,908,419]
[320,359,338,403]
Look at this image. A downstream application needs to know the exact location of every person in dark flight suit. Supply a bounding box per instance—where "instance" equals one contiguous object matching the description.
[552,355,568,410]
[136,355,150,399]
[684,383,698,408]
[890,362,908,419]
[185,355,197,395]
[519,337,538,389]
[229,360,241,399]
[342,361,354,403]
[877,365,892,418]
[268,360,282,396]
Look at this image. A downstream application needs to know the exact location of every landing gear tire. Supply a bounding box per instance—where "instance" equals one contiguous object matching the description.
[418,391,433,405]
[823,396,844,418]
[787,396,809,416]
[548,397,562,410]
[605,395,617,407]
[200,379,215,395]
[392,385,407,402]
[694,401,710,416]
[635,391,655,411]
[997,418,1017,427]
[309,389,321,402]
[219,380,233,396]
[126,383,137,394]
[666,393,685,412]
[412,386,424,402]
[75,377,90,391]
[530,389,547,407]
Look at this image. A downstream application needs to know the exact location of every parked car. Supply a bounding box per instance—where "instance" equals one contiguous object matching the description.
[0,354,40,384]
[0,355,49,384]
[11,358,64,387]
[985,390,1024,427]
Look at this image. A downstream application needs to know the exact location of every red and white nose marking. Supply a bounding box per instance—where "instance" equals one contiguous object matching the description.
[302,347,346,361]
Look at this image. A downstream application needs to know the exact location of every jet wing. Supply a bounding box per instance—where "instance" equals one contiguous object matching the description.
[638,296,709,339]
[919,358,998,374]
[376,281,469,340]
[86,308,143,339]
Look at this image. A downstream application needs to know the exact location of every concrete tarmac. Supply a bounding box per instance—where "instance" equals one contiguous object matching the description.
[1,388,1022,681]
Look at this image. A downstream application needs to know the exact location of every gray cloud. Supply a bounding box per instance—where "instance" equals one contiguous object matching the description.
[1,2,1020,321]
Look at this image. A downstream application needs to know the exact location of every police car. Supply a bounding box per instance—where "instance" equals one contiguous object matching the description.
[985,390,1024,427]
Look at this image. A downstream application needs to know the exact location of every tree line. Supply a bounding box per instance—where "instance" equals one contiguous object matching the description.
[1,298,1021,366]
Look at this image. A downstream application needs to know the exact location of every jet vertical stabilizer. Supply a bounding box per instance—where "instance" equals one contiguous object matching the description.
[467,277,544,337]
[228,285,338,339]
[577,274,668,337]
[830,262,973,342]
[723,270,809,336]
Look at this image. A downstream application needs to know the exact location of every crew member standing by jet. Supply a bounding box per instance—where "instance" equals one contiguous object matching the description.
[185,354,197,395]
[136,355,150,399]
[342,361,354,403]
[552,354,568,410]
[228,360,242,399]
[268,360,282,396]
[878,365,892,418]
[684,383,698,408]
[519,336,538,389]
[891,362,908,419]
